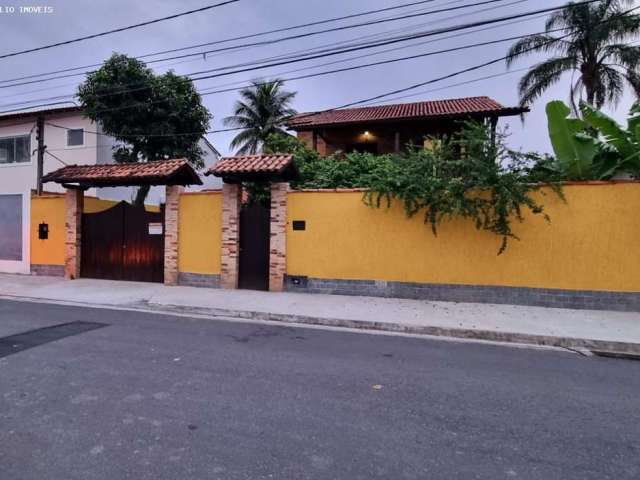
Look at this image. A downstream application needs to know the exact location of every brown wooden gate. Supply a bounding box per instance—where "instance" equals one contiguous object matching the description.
[81,201,164,283]
[238,203,270,290]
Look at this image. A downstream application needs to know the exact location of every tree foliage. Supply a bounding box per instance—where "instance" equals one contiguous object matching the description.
[506,0,640,110]
[77,54,211,204]
[545,99,640,179]
[224,79,297,154]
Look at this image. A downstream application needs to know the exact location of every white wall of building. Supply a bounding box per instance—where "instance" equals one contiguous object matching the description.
[0,111,98,196]
[0,109,222,205]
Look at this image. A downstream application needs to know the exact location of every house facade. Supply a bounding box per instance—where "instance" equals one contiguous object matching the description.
[287,96,527,155]
[0,104,221,274]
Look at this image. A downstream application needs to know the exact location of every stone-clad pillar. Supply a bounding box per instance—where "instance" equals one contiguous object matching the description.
[220,183,242,289]
[164,185,183,286]
[64,188,84,280]
[269,182,288,292]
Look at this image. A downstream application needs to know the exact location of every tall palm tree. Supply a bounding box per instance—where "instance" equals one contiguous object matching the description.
[223,79,297,154]
[506,0,640,112]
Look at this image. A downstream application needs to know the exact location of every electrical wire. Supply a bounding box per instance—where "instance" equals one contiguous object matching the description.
[0,0,593,110]
[0,0,520,90]
[0,0,241,60]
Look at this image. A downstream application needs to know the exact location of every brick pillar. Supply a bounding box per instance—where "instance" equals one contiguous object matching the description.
[164,185,183,286]
[220,183,242,289]
[64,188,84,280]
[269,182,288,292]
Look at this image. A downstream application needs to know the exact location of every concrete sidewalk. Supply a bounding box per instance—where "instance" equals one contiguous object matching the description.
[1,273,639,354]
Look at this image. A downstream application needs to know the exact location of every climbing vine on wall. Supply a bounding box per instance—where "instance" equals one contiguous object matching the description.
[266,122,561,254]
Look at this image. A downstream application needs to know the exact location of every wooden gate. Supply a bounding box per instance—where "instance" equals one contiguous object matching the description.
[238,203,270,290]
[81,202,164,283]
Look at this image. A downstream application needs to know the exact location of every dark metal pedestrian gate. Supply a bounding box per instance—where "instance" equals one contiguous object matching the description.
[81,201,164,283]
[239,203,270,291]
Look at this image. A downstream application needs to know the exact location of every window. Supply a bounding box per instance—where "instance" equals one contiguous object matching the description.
[0,135,31,164]
[67,128,84,146]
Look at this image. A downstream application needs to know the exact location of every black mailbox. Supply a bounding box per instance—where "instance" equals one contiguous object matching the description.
[38,222,49,240]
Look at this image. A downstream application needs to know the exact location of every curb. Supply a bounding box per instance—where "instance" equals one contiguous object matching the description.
[2,293,640,355]
[144,302,640,355]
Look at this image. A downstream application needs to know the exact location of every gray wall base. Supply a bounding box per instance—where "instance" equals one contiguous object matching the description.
[284,276,640,312]
[31,264,64,277]
[178,272,220,289]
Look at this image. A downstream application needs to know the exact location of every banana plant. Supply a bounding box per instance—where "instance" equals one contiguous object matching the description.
[545,100,632,180]
[580,102,640,176]
[546,101,607,180]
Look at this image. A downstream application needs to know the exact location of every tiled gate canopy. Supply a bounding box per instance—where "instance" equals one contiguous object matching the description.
[207,154,298,183]
[42,159,202,188]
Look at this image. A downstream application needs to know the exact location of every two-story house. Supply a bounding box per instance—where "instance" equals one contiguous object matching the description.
[0,104,221,274]
[287,96,527,155]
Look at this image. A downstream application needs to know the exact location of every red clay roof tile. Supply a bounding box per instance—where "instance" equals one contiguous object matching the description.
[42,159,202,187]
[288,96,527,129]
[208,154,294,176]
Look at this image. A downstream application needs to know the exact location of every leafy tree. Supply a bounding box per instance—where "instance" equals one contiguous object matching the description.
[506,0,640,111]
[78,54,211,205]
[223,79,297,154]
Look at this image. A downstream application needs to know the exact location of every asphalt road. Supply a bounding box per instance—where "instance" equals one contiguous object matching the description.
[1,299,639,480]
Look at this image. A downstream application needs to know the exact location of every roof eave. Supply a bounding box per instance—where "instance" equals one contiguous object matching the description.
[287,107,530,131]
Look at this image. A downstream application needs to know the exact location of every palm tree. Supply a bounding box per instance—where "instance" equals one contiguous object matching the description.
[223,79,297,154]
[506,0,640,112]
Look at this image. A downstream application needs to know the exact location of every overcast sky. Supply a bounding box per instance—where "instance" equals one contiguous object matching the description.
[0,0,637,156]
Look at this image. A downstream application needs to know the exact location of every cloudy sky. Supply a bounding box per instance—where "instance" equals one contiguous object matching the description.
[0,0,637,156]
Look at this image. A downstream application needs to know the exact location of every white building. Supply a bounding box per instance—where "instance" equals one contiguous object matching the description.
[0,104,222,274]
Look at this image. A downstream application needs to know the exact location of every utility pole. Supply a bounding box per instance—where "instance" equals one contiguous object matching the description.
[36,114,45,195]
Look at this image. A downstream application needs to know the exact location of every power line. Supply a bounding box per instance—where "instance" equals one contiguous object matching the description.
[0,2,546,113]
[0,0,588,109]
[136,0,459,60]
[85,1,604,92]
[45,150,69,166]
[0,0,517,90]
[0,0,621,121]
[185,0,531,78]
[15,20,559,119]
[38,22,601,143]
[0,0,454,85]
[9,0,629,145]
[0,0,540,110]
[0,0,241,61]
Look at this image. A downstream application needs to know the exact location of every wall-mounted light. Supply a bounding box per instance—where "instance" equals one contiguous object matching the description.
[364,131,370,137]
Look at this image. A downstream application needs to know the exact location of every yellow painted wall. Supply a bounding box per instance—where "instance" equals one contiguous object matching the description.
[31,196,121,266]
[178,192,222,275]
[286,184,640,293]
[31,196,66,266]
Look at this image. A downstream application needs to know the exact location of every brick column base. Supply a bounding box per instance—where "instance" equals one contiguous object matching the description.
[164,185,183,285]
[269,182,288,292]
[64,188,84,280]
[220,183,242,289]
